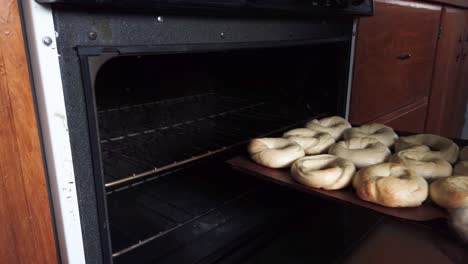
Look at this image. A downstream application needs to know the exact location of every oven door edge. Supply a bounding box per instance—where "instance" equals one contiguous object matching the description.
[21,1,87,263]
[345,19,357,120]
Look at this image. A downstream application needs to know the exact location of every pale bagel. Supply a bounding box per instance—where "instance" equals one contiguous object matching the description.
[283,128,335,155]
[291,155,356,190]
[430,176,468,209]
[390,146,452,180]
[352,163,428,207]
[395,134,459,164]
[305,116,351,140]
[454,161,468,176]
[328,138,391,168]
[460,146,468,161]
[247,138,305,168]
[343,123,398,147]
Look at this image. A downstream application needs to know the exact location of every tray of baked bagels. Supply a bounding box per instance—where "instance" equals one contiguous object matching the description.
[227,116,468,222]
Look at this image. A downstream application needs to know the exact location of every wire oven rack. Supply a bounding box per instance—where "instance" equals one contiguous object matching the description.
[108,162,336,264]
[98,93,313,189]
[108,163,378,263]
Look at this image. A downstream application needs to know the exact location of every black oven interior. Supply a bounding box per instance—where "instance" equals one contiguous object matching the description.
[88,43,381,263]
[47,3,377,262]
[95,44,348,188]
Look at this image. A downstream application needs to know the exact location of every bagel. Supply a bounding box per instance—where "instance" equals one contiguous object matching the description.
[454,161,468,176]
[247,138,305,168]
[352,163,428,207]
[283,128,335,155]
[343,123,398,147]
[390,146,452,180]
[328,138,391,168]
[305,116,351,140]
[290,155,356,190]
[460,146,468,161]
[430,176,468,209]
[395,134,459,164]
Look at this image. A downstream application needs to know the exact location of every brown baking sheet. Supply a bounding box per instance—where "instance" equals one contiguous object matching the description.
[227,156,448,221]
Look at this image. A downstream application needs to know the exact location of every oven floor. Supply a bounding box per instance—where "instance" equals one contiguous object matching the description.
[108,163,382,264]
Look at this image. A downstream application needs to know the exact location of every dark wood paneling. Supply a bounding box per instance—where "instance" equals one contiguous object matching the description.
[344,219,466,264]
[452,12,468,136]
[372,97,428,133]
[0,1,58,263]
[424,0,468,9]
[426,7,467,137]
[350,0,441,124]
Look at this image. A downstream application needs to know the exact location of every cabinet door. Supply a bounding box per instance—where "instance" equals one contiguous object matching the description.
[426,7,467,137]
[350,0,441,124]
[372,98,427,133]
[452,11,468,136]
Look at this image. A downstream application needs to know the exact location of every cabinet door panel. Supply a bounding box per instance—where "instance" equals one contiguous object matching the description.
[372,98,427,133]
[426,7,467,137]
[350,0,441,124]
[383,104,427,133]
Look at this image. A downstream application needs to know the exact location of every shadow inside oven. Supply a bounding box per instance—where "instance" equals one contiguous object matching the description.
[90,42,376,263]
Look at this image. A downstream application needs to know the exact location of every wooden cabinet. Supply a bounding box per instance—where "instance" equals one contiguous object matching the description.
[0,1,58,263]
[426,7,468,137]
[372,98,428,133]
[350,0,441,126]
[351,0,468,136]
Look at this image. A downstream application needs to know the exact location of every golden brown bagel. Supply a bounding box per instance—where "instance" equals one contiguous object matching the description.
[390,146,452,180]
[248,138,305,168]
[454,161,468,176]
[290,155,356,190]
[460,146,468,161]
[395,134,459,164]
[305,116,351,140]
[343,123,398,147]
[328,138,391,168]
[430,176,468,209]
[283,128,335,155]
[353,163,428,207]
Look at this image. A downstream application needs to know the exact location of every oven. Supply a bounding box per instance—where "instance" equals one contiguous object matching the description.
[21,0,375,263]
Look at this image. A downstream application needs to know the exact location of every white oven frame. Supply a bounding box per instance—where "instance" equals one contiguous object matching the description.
[22,1,86,263]
[345,19,357,120]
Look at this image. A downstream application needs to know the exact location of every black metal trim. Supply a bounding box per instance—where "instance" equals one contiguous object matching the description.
[35,0,374,17]
[76,36,351,56]
[79,56,114,264]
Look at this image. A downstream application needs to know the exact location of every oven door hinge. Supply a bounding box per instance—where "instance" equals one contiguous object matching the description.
[438,26,443,40]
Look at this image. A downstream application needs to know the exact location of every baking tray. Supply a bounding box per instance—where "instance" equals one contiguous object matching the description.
[227,156,448,221]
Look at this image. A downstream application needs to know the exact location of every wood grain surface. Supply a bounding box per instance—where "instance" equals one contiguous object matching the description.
[426,7,468,137]
[371,97,428,133]
[0,0,58,263]
[424,0,468,9]
[351,0,441,125]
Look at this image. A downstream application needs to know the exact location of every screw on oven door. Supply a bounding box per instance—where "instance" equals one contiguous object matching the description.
[88,31,98,40]
[220,32,225,39]
[42,36,53,46]
[157,16,164,23]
